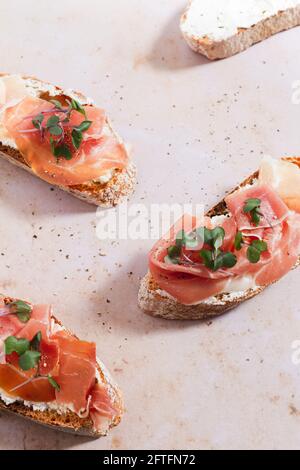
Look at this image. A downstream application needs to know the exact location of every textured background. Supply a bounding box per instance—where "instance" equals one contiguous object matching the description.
[0,0,300,450]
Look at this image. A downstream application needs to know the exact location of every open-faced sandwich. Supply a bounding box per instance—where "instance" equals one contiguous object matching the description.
[181,0,300,60]
[0,296,123,436]
[0,74,136,206]
[139,156,300,320]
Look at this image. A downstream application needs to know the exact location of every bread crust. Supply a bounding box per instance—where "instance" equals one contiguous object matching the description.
[0,311,124,437]
[181,4,300,60]
[138,158,300,320]
[0,74,136,207]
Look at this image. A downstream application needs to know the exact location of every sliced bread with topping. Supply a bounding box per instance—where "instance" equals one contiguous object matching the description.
[181,0,300,60]
[0,74,136,207]
[0,296,123,436]
[138,157,300,320]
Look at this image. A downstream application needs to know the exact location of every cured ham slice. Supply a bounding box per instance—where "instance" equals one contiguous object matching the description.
[89,383,120,433]
[52,331,96,413]
[255,214,300,285]
[0,366,55,402]
[149,161,300,305]
[225,184,289,231]
[259,156,300,213]
[3,95,129,186]
[0,314,24,341]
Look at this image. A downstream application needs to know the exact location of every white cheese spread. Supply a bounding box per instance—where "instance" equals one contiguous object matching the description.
[181,0,300,42]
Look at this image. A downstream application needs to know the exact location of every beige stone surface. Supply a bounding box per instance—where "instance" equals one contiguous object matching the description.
[0,0,300,450]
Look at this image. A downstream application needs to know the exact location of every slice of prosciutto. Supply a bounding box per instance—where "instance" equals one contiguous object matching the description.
[0,299,120,433]
[149,158,300,305]
[1,88,129,186]
[259,156,300,214]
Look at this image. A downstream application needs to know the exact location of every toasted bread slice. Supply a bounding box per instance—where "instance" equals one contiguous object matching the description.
[138,157,300,321]
[0,310,123,437]
[0,74,136,207]
[180,0,300,60]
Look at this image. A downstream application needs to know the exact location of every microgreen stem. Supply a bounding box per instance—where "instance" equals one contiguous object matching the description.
[9,374,44,393]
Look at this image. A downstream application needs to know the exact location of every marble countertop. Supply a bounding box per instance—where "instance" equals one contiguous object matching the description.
[0,0,300,450]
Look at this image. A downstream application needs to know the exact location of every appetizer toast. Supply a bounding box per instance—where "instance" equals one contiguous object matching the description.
[0,74,136,207]
[181,0,300,60]
[139,157,300,320]
[0,296,123,436]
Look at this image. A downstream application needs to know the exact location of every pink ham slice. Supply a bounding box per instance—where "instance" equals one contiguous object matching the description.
[89,382,120,433]
[0,299,30,341]
[255,215,300,285]
[51,330,97,414]
[225,184,289,232]
[0,314,24,341]
[3,96,129,186]
[259,157,300,214]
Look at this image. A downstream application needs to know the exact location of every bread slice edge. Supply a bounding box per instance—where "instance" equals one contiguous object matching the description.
[180,4,300,60]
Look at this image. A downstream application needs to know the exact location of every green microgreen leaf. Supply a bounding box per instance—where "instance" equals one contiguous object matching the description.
[48,375,60,391]
[50,137,56,155]
[74,120,92,133]
[9,300,32,323]
[234,232,244,251]
[203,227,225,250]
[168,245,181,259]
[251,211,261,226]
[52,143,72,160]
[178,230,199,249]
[200,249,237,272]
[199,226,236,271]
[4,336,30,356]
[199,249,214,269]
[30,331,42,351]
[71,128,83,149]
[46,115,60,128]
[50,99,64,110]
[19,350,41,371]
[243,198,261,213]
[247,239,268,264]
[164,244,181,264]
[70,98,86,117]
[32,113,44,129]
[243,198,262,226]
[49,125,63,136]
[218,251,237,269]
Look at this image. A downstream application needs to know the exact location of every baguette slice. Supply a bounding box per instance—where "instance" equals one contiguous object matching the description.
[180,0,300,60]
[138,157,300,321]
[0,74,136,207]
[0,300,123,437]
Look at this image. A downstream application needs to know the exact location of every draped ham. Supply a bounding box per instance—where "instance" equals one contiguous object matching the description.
[149,160,300,305]
[0,300,119,432]
[149,215,230,304]
[2,94,129,186]
[51,331,96,414]
[89,383,120,433]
